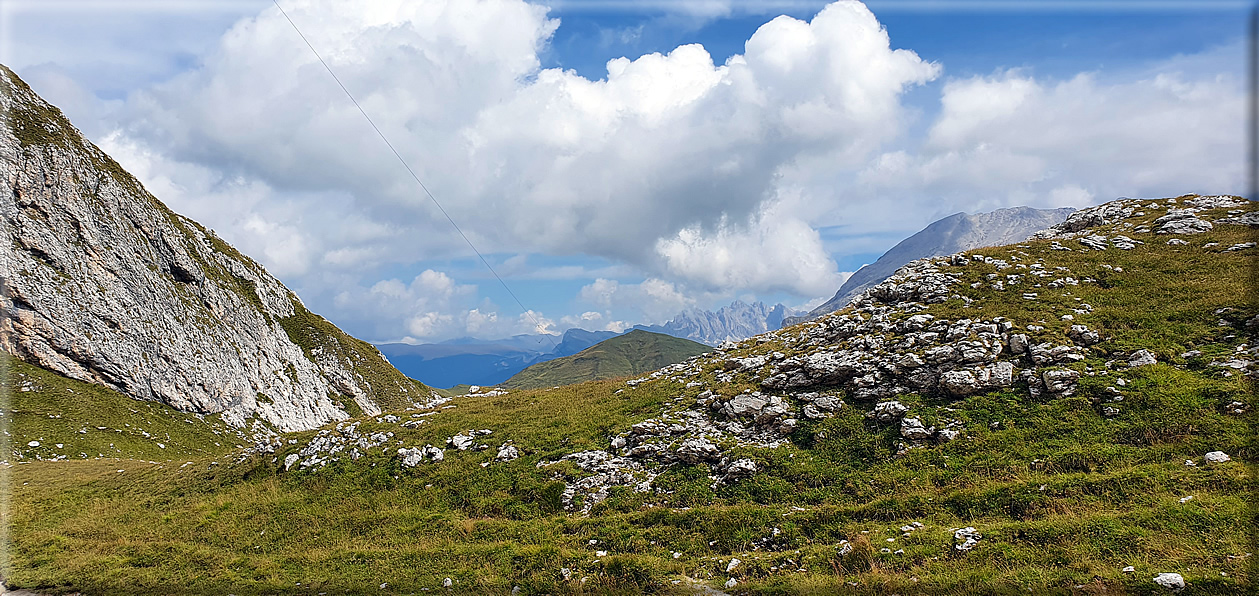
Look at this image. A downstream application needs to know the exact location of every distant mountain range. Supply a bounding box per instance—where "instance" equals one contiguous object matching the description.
[635,300,798,346]
[377,328,617,389]
[501,330,710,390]
[380,301,799,387]
[785,206,1075,325]
[382,206,1072,388]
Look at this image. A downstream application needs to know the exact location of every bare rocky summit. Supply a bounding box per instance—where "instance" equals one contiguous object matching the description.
[0,65,435,434]
[788,206,1075,326]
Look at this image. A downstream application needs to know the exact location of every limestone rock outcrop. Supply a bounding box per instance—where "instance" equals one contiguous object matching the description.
[0,65,434,434]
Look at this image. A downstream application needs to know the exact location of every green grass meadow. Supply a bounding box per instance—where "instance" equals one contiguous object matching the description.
[2,198,1256,594]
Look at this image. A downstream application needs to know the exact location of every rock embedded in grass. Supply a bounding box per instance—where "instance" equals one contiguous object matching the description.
[1153,572,1185,591]
[1204,451,1231,464]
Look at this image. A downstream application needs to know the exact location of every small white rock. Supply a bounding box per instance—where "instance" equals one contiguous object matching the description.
[1123,566,1135,573]
[1153,572,1185,590]
[726,558,740,573]
[1204,451,1231,464]
[725,578,737,588]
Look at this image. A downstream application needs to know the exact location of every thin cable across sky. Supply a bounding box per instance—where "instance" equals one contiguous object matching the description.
[270,0,558,347]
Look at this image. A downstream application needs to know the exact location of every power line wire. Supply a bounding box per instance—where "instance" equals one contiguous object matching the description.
[271,0,557,348]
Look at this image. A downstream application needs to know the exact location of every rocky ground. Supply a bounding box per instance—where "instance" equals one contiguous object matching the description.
[280,195,1254,525]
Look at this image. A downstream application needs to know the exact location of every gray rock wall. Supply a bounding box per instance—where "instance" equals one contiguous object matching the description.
[0,65,430,433]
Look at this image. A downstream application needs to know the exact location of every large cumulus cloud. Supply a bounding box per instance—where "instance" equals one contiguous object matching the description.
[52,0,1243,342]
[112,0,937,296]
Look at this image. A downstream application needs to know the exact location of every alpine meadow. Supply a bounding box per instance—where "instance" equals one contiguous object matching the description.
[1,1,1254,595]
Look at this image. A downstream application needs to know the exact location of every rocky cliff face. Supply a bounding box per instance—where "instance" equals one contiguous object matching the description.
[0,65,434,433]
[786,206,1075,326]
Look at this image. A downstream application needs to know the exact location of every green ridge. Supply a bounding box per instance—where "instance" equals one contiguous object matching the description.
[501,330,711,390]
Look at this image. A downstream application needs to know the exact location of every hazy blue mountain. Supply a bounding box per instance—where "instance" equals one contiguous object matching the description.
[784,206,1075,326]
[377,328,618,388]
[635,300,799,346]
[552,328,619,356]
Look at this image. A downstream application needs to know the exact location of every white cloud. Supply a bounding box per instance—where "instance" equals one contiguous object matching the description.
[104,0,934,296]
[333,269,479,340]
[19,0,1245,342]
[579,277,699,323]
[864,64,1245,211]
[579,278,620,307]
[655,198,842,296]
[406,312,453,338]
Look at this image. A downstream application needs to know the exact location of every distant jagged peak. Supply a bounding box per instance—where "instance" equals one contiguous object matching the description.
[636,299,800,346]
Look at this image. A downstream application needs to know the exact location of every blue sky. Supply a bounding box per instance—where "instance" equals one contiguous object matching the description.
[2,0,1249,343]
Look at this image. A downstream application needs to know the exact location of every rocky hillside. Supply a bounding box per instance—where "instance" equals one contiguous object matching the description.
[6,194,1255,594]
[501,329,710,390]
[787,206,1075,326]
[0,65,435,433]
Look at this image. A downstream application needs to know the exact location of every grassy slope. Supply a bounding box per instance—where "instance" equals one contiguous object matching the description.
[1,353,238,463]
[502,330,711,390]
[3,197,1256,595]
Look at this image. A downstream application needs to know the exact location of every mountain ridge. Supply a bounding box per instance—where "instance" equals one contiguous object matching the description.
[0,64,434,433]
[501,329,710,389]
[636,300,798,346]
[786,205,1075,326]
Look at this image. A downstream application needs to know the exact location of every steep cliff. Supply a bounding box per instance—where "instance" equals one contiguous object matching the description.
[0,65,434,433]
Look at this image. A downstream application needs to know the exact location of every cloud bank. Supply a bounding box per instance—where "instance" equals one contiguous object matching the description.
[33,0,1242,341]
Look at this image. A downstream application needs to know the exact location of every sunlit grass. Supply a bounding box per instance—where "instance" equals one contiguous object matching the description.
[4,197,1256,594]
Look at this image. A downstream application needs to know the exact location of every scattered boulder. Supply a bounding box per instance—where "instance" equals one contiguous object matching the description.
[397,444,444,467]
[869,401,909,422]
[900,417,936,441]
[1129,350,1158,368]
[1155,210,1213,235]
[1153,572,1185,591]
[398,447,424,467]
[495,443,520,462]
[953,527,982,551]
[449,433,475,451]
[718,458,758,481]
[1066,325,1101,346]
[675,437,721,464]
[1204,451,1231,464]
[1042,369,1081,396]
[939,370,979,396]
